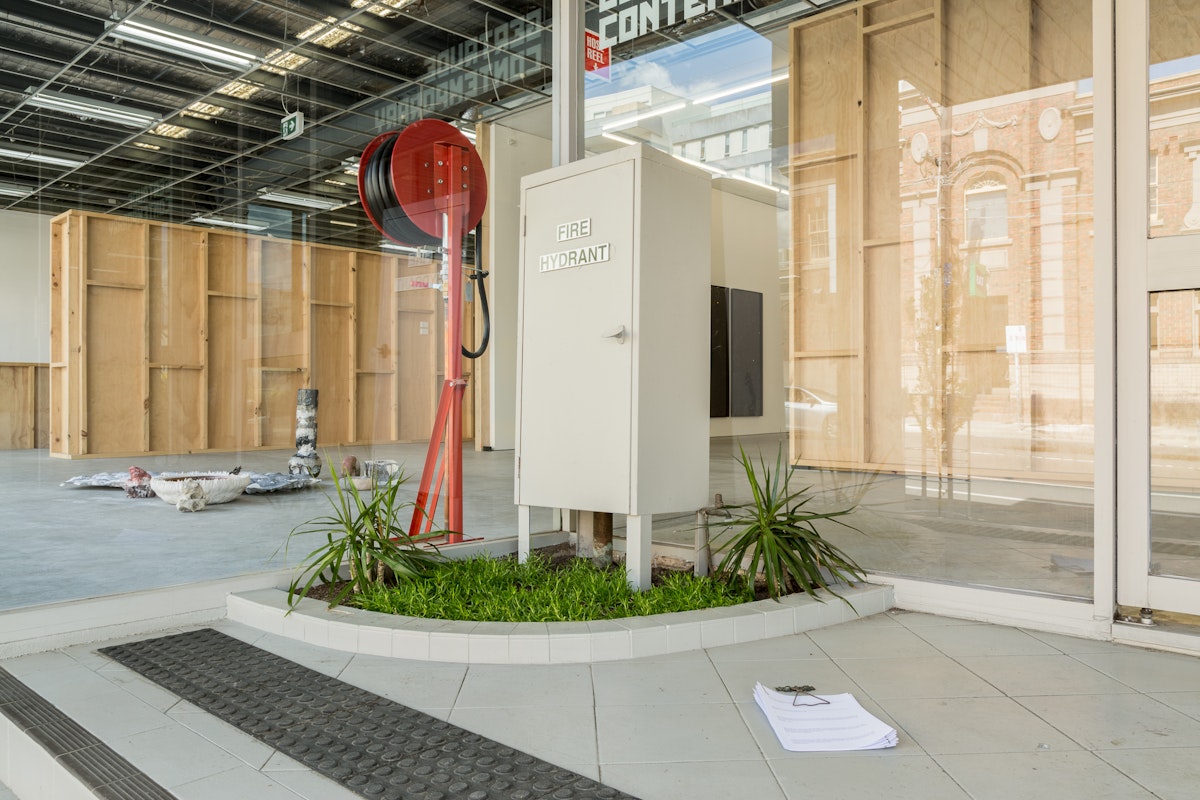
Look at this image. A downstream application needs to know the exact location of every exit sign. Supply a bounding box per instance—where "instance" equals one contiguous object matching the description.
[281,111,304,140]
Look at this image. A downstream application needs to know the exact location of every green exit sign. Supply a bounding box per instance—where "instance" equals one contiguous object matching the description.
[281,111,304,141]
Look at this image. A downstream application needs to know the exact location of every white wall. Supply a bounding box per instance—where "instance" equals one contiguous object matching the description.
[709,178,786,437]
[0,210,51,362]
[479,117,552,450]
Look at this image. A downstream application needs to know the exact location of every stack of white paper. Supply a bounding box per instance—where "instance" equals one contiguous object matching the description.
[753,683,898,752]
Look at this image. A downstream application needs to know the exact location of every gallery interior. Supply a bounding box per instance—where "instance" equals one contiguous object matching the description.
[3,0,1200,657]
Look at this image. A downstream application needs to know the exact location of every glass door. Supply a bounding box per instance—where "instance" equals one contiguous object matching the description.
[1116,0,1200,617]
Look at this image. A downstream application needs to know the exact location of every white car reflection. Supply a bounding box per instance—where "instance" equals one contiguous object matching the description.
[785,387,839,437]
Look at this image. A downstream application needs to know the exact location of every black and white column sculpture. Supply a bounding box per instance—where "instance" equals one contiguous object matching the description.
[288,388,322,477]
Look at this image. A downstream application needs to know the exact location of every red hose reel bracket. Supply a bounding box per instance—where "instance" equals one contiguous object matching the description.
[357,120,488,542]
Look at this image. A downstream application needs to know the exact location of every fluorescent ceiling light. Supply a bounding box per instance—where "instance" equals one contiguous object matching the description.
[601,101,687,131]
[673,153,726,177]
[26,89,160,128]
[109,19,259,69]
[256,190,348,211]
[381,241,436,256]
[0,145,85,169]
[192,216,267,231]
[602,132,638,146]
[0,183,31,197]
[692,73,788,106]
[329,219,358,227]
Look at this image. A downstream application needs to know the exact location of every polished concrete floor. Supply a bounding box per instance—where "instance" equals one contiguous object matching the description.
[3,437,1200,798]
[0,433,1103,611]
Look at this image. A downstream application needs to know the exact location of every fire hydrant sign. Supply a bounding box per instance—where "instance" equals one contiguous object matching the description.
[540,217,611,272]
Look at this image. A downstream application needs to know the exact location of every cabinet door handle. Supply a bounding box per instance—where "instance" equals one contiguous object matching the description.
[601,325,626,344]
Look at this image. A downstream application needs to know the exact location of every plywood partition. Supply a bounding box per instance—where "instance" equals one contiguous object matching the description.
[49,209,445,457]
[354,253,397,443]
[0,364,46,450]
[148,225,207,453]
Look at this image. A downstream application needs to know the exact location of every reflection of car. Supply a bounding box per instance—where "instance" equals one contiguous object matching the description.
[785,387,839,437]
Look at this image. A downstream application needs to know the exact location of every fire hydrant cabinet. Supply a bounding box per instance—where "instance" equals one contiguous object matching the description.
[514,144,711,588]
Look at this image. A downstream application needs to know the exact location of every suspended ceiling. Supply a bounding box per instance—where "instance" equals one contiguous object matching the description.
[0,0,820,249]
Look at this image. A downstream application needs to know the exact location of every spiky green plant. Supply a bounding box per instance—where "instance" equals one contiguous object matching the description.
[711,443,866,603]
[284,459,444,610]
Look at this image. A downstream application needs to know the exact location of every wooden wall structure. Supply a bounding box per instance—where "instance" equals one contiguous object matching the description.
[50,210,473,458]
[0,363,48,450]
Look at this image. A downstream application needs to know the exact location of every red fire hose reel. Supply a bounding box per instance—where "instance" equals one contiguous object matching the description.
[357,120,488,541]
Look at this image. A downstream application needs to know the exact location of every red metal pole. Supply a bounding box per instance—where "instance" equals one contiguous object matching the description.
[441,143,466,541]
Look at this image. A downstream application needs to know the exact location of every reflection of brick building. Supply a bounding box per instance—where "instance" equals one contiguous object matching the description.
[897,79,1095,442]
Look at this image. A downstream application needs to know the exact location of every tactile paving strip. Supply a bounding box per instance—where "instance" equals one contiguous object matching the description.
[101,628,638,800]
[0,666,176,799]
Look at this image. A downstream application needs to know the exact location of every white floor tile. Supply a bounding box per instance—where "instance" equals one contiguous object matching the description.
[956,654,1136,696]
[455,664,594,708]
[596,703,760,763]
[808,625,942,659]
[771,754,971,800]
[1015,692,1200,750]
[335,655,466,713]
[705,633,826,662]
[713,657,858,704]
[112,724,247,788]
[592,659,731,705]
[1098,746,1200,800]
[835,656,1002,700]
[171,765,316,800]
[1072,649,1200,692]
[877,696,1083,755]
[937,751,1160,800]
[604,760,787,800]
[913,624,1062,657]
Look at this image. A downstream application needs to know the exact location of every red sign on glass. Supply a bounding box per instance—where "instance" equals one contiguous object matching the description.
[585,29,610,74]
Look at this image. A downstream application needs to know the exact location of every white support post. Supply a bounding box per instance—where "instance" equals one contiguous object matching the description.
[551,0,584,167]
[625,514,652,590]
[518,505,532,562]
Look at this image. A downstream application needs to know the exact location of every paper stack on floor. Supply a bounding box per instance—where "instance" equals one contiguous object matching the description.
[753,683,898,751]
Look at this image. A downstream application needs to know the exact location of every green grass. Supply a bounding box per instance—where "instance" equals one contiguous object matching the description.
[349,553,754,622]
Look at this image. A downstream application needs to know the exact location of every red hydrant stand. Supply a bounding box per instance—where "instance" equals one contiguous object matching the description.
[358,121,488,541]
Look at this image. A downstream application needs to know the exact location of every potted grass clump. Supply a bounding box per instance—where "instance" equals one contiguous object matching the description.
[283,459,445,610]
[711,443,867,605]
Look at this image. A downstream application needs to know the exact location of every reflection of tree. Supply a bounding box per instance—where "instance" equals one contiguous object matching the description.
[907,258,996,481]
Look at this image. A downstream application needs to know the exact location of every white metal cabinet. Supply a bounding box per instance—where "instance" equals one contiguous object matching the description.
[514,143,711,587]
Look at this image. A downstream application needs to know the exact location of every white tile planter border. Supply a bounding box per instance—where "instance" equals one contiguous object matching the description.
[226,583,894,664]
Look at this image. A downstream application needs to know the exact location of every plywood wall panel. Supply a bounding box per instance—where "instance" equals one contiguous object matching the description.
[792,11,858,161]
[397,298,437,441]
[261,371,305,449]
[208,233,254,297]
[149,368,204,452]
[311,248,352,305]
[355,374,395,442]
[85,285,145,453]
[355,254,395,372]
[149,227,206,366]
[312,304,353,444]
[86,217,146,286]
[261,240,306,368]
[207,296,258,451]
[0,365,35,449]
[35,365,48,449]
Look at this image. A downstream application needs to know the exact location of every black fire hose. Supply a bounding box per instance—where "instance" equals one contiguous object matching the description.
[462,223,490,359]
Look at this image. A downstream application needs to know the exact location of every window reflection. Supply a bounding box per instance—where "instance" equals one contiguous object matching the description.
[788,0,1095,598]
